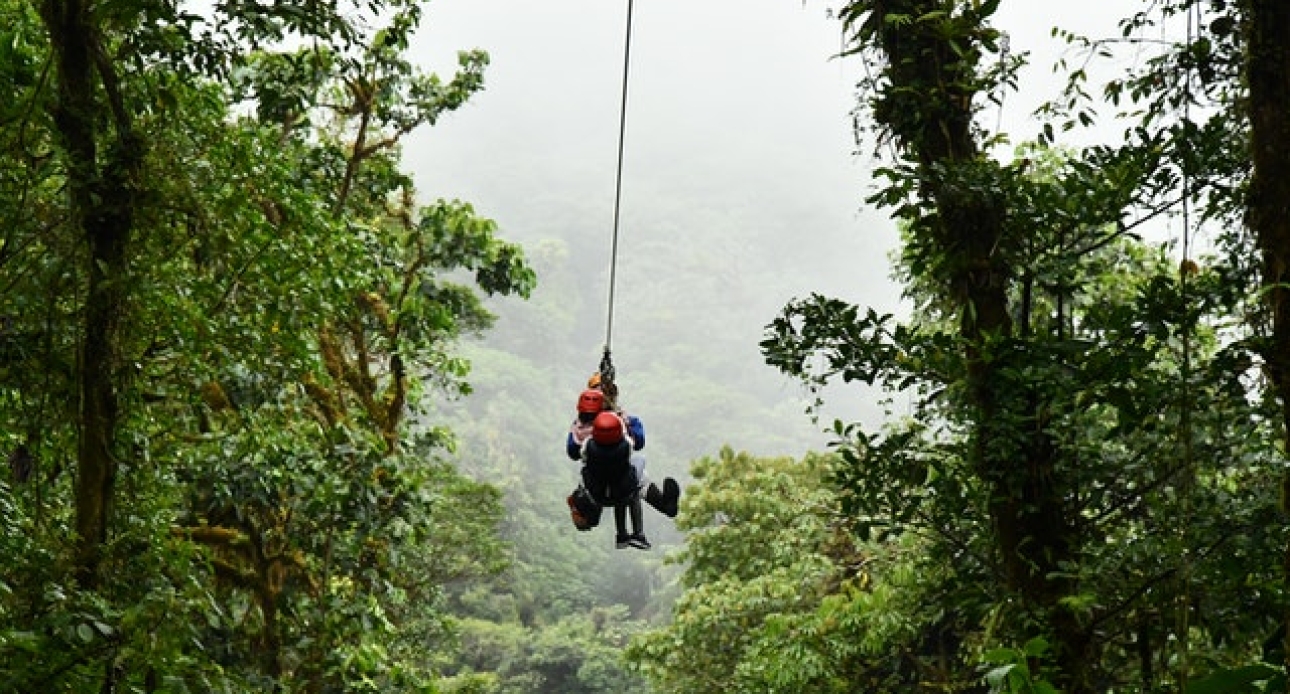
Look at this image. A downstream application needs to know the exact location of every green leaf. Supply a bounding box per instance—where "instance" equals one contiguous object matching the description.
[1185,664,1282,694]
[984,663,1016,688]
[982,647,1018,664]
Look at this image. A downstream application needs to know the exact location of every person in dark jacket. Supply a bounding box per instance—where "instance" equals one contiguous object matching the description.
[581,411,649,548]
[565,389,680,529]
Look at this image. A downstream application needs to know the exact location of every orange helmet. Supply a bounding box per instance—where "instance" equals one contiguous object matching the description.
[587,372,602,389]
[577,389,605,414]
[591,411,624,445]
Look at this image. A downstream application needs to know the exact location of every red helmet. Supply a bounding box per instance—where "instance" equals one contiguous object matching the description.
[592,411,624,445]
[577,389,605,414]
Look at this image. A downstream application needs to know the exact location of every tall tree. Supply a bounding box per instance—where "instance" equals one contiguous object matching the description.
[1244,0,1290,675]
[1,1,533,690]
[762,1,1286,691]
[812,2,1092,687]
[36,0,143,586]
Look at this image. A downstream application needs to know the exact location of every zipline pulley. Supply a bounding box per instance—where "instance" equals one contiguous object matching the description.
[597,346,618,408]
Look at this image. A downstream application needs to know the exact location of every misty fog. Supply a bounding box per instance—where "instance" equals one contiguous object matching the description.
[405,1,1138,471]
[407,0,905,469]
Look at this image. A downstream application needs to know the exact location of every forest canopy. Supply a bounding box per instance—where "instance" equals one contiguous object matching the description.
[6,1,1290,693]
[740,0,1290,692]
[1,0,533,690]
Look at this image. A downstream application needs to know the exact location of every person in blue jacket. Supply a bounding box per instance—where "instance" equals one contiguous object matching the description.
[564,386,679,549]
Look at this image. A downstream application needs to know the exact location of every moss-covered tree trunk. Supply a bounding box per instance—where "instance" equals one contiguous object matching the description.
[39,0,138,587]
[853,0,1086,688]
[1244,0,1290,680]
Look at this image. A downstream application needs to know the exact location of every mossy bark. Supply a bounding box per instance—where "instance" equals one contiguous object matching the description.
[39,0,139,588]
[1245,0,1290,681]
[856,0,1086,688]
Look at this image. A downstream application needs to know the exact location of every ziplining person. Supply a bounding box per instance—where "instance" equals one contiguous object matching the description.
[561,0,680,549]
[565,365,680,549]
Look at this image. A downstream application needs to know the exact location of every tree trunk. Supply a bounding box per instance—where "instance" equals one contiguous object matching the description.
[856,0,1085,688]
[39,0,137,587]
[1244,0,1290,681]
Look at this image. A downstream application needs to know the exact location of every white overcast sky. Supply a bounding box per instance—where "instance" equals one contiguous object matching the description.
[405,0,1132,298]
[407,0,890,311]
[403,1,1143,434]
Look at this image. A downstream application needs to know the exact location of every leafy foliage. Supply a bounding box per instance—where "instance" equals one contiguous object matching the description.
[759,1,1290,691]
[12,0,1290,692]
[0,0,534,690]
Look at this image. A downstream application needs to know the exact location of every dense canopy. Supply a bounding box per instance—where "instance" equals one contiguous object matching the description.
[4,1,1290,693]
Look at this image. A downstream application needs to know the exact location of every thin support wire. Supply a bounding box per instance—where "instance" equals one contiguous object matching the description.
[605,0,635,356]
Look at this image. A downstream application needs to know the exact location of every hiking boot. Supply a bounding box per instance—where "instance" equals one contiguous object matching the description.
[627,533,651,550]
[646,479,681,518]
[663,477,681,516]
[616,533,630,549]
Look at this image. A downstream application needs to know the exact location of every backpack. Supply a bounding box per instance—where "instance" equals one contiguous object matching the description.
[567,485,601,531]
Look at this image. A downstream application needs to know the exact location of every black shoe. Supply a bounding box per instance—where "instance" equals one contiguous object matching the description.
[646,480,680,519]
[662,477,680,517]
[627,533,651,550]
[616,533,630,549]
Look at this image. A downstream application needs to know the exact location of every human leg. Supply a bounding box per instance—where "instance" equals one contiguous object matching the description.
[630,451,649,491]
[613,504,629,549]
[627,497,650,549]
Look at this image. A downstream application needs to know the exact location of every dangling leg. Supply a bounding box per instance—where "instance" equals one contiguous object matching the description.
[630,451,650,501]
[613,503,629,549]
[627,497,650,550]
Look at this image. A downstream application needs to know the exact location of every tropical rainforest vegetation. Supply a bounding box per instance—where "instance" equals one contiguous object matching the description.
[3,0,1290,693]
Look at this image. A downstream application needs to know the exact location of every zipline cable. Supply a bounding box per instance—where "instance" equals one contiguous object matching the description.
[595,0,635,404]
[604,0,635,358]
